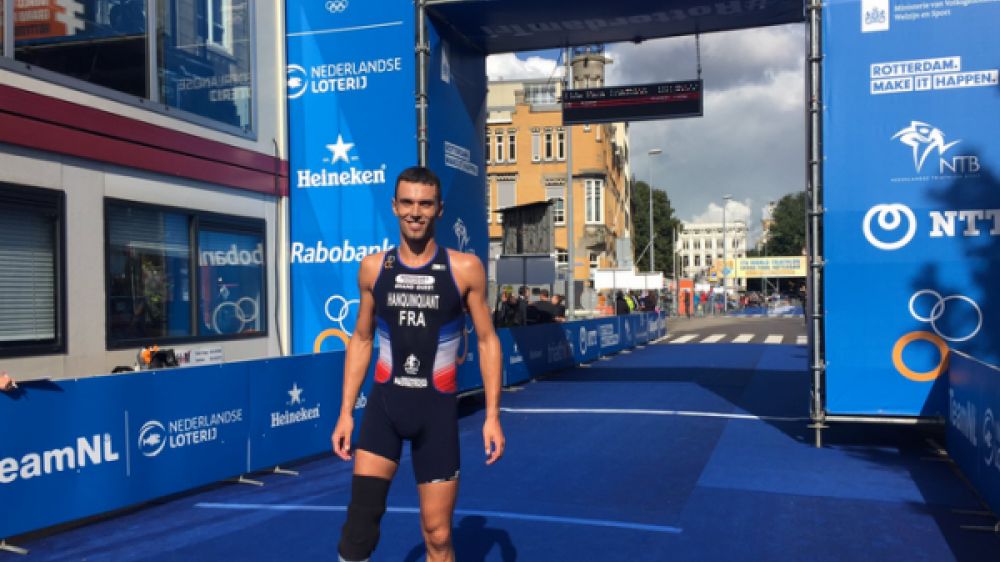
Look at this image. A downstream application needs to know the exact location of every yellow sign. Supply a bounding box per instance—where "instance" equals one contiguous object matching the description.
[735,256,806,278]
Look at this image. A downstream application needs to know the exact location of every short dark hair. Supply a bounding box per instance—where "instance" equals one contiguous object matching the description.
[539,288,550,297]
[395,166,441,201]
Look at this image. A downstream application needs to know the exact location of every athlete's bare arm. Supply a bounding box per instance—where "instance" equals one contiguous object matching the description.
[450,250,505,465]
[331,252,382,460]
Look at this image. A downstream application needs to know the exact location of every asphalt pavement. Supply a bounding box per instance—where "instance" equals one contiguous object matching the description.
[661,315,808,345]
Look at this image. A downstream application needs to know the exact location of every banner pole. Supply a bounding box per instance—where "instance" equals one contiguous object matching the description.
[564,47,576,319]
[416,0,429,166]
[806,0,827,447]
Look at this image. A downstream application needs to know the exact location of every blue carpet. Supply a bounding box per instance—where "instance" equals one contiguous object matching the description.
[12,344,998,561]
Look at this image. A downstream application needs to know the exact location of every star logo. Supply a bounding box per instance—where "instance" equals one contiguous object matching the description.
[326,135,355,164]
[287,383,304,405]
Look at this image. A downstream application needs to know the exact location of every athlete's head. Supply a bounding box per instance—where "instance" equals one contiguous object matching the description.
[392,166,443,243]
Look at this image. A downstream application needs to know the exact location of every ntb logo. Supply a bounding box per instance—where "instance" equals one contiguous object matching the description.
[891,121,981,178]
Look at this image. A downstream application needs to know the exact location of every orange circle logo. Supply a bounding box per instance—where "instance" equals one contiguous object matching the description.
[892,331,949,382]
[313,329,350,353]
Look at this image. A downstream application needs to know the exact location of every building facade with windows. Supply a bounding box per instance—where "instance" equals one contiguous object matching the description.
[678,221,749,290]
[485,64,632,290]
[0,0,288,379]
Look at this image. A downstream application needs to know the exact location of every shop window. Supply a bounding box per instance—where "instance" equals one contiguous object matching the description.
[0,185,65,356]
[106,200,265,347]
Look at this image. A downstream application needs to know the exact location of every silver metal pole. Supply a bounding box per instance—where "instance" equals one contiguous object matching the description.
[564,48,576,318]
[649,161,654,273]
[416,0,429,165]
[807,0,827,447]
[672,227,678,315]
[722,200,727,313]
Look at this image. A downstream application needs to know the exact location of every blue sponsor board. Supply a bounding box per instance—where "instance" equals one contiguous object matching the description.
[822,0,1000,415]
[947,352,1000,515]
[0,365,250,539]
[248,354,344,472]
[286,0,416,355]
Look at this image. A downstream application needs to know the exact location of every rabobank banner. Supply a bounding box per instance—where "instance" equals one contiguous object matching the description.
[823,0,1000,415]
[286,0,416,354]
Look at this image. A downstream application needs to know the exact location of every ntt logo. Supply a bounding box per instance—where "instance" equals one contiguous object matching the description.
[291,239,394,264]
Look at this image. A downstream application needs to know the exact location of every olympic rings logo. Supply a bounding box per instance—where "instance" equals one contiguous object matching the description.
[313,295,359,353]
[863,203,916,251]
[325,0,347,13]
[211,296,259,334]
[891,289,982,382]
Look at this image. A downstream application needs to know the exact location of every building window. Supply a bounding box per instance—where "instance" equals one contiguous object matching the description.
[495,132,504,163]
[485,130,491,162]
[507,129,517,163]
[525,83,557,105]
[0,185,65,357]
[555,249,568,266]
[552,198,565,225]
[10,0,255,131]
[556,129,566,160]
[496,178,516,224]
[106,200,266,347]
[485,180,491,223]
[706,256,713,267]
[544,129,554,161]
[531,129,541,162]
[684,256,690,267]
[589,252,600,269]
[585,179,604,224]
[695,255,701,267]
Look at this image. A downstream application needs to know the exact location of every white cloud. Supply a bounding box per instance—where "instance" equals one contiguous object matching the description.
[691,199,754,224]
[486,53,563,81]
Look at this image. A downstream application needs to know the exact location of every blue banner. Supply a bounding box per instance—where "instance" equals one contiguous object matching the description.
[1,315,664,539]
[947,352,1000,515]
[822,0,1000,415]
[286,0,416,355]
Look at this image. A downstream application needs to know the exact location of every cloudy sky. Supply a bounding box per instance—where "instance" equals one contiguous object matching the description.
[486,23,807,242]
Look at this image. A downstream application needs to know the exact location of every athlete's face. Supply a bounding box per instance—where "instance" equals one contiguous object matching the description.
[393,180,442,242]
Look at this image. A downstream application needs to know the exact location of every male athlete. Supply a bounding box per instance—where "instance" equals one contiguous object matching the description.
[331,166,505,562]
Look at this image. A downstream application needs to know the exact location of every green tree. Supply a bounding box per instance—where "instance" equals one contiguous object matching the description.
[765,191,807,256]
[630,180,682,275]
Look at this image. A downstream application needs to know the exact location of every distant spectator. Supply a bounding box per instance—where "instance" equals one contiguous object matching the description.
[515,286,529,326]
[0,372,16,392]
[615,291,630,316]
[579,280,598,311]
[643,291,657,312]
[552,294,567,321]
[494,290,517,327]
[532,288,558,323]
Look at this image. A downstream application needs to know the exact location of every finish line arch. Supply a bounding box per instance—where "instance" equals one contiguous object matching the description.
[284,0,1000,435]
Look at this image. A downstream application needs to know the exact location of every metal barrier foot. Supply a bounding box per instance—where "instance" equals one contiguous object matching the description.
[273,466,299,477]
[0,540,28,555]
[230,475,264,487]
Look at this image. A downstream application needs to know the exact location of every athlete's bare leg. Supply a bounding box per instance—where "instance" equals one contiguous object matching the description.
[417,480,458,562]
[353,449,398,479]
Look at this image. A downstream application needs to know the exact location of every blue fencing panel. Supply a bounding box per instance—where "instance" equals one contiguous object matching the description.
[822,0,1000,416]
[248,354,345,472]
[596,317,624,355]
[572,319,602,363]
[947,352,1000,515]
[0,366,250,539]
[286,0,416,355]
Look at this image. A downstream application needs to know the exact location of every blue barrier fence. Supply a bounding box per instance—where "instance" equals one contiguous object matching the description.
[0,313,664,539]
[947,351,1000,515]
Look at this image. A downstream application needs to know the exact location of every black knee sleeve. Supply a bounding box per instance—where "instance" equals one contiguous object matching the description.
[338,475,391,562]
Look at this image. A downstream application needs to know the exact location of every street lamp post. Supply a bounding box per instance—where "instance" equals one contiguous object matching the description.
[722,194,733,314]
[647,149,662,273]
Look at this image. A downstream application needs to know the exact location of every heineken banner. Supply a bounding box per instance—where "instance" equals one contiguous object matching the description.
[286,0,416,355]
[822,0,1000,415]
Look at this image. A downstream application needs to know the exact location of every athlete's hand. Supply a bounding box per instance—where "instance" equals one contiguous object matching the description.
[332,416,354,461]
[483,417,505,465]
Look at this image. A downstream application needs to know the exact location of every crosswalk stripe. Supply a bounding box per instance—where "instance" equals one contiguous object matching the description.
[797,335,808,345]
[700,334,726,343]
[669,334,698,344]
[764,334,783,344]
[733,334,754,343]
